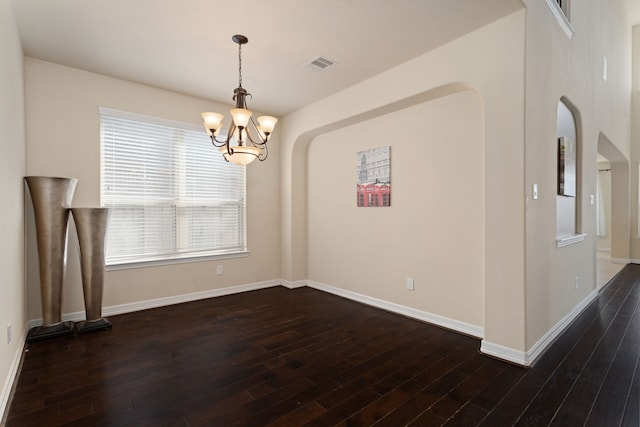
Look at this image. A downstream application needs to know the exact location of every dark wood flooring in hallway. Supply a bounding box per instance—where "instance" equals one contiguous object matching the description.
[4,264,640,426]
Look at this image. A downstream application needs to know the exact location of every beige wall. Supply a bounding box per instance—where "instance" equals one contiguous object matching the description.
[24,59,281,318]
[280,11,527,351]
[0,0,26,417]
[307,90,484,328]
[631,25,640,260]
[597,161,612,250]
[523,0,632,349]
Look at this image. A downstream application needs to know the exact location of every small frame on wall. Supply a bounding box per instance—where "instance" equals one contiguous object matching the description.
[356,146,391,207]
[558,135,576,197]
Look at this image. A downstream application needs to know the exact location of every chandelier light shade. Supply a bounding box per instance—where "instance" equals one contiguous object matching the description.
[202,34,278,165]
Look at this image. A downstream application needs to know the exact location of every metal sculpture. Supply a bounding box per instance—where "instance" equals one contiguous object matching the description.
[25,176,78,341]
[71,208,112,333]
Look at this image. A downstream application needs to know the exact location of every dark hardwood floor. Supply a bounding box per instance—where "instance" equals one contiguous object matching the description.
[4,264,640,426]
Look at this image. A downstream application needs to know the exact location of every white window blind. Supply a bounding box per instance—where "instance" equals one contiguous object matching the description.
[100,107,246,266]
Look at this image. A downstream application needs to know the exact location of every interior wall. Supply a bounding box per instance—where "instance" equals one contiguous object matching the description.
[596,161,612,250]
[0,0,26,417]
[307,90,484,328]
[631,25,640,260]
[24,58,281,318]
[523,0,632,349]
[280,10,527,352]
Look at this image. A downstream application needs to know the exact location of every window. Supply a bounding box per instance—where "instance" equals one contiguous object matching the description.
[556,99,586,247]
[555,0,569,18]
[545,0,573,38]
[100,108,247,266]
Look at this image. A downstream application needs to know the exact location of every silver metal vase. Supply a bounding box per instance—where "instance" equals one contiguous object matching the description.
[71,208,112,333]
[25,176,78,341]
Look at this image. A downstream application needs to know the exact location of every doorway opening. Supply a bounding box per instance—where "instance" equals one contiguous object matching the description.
[596,134,629,288]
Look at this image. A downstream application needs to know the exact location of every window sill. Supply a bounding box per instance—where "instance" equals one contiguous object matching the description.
[544,0,574,39]
[556,234,587,248]
[106,251,249,271]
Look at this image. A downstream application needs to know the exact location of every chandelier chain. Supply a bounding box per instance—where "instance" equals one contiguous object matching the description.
[238,43,243,88]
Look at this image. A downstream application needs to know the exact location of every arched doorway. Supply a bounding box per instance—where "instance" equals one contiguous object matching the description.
[596,133,629,287]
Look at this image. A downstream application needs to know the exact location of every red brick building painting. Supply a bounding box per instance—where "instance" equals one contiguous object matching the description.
[356,146,391,207]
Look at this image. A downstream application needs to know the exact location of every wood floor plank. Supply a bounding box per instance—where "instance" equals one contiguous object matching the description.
[585,389,628,427]
[621,362,639,427]
[443,402,489,426]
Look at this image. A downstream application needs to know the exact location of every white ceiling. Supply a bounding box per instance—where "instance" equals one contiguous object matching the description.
[10,0,525,116]
[9,1,640,116]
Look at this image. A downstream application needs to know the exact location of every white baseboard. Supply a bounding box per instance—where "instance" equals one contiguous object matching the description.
[479,341,527,366]
[28,279,282,329]
[305,280,484,338]
[611,258,632,264]
[29,278,482,339]
[280,279,308,289]
[24,277,599,371]
[1,326,28,424]
[481,289,598,366]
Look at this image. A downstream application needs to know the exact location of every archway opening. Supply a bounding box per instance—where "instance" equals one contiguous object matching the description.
[596,133,629,287]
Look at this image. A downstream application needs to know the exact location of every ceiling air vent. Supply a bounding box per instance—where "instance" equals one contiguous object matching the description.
[305,56,336,71]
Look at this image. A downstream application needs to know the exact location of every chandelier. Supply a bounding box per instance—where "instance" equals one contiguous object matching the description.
[201,35,278,166]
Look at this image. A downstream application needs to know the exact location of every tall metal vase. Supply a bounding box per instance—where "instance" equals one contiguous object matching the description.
[25,176,78,341]
[71,208,112,333]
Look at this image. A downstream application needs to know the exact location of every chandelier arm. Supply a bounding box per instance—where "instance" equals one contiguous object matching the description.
[209,134,230,147]
[258,143,268,161]
[225,122,238,155]
[245,116,268,145]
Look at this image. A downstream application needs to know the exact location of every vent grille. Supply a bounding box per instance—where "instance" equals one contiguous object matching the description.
[305,56,336,71]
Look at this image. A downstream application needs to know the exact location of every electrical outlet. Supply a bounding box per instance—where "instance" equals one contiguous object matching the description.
[216,265,223,276]
[7,324,11,344]
[406,278,415,291]
[575,276,579,289]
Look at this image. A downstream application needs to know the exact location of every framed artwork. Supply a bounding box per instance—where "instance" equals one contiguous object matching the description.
[356,146,391,207]
[558,136,576,197]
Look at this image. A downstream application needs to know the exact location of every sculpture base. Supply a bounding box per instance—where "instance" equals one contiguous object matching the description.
[76,318,112,334]
[26,321,74,342]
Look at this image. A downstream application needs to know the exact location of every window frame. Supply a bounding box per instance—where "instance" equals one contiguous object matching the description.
[545,0,574,39]
[99,107,249,270]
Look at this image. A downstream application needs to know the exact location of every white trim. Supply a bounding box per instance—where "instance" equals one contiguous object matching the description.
[28,280,281,329]
[280,279,308,289]
[106,251,250,271]
[613,258,634,264]
[22,278,598,369]
[544,0,574,39]
[525,289,597,363]
[306,280,484,338]
[556,233,587,247]
[480,341,527,366]
[29,278,482,339]
[0,326,27,422]
[481,289,598,366]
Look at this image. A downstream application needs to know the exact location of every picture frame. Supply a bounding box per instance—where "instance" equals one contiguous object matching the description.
[557,136,576,197]
[356,146,391,207]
